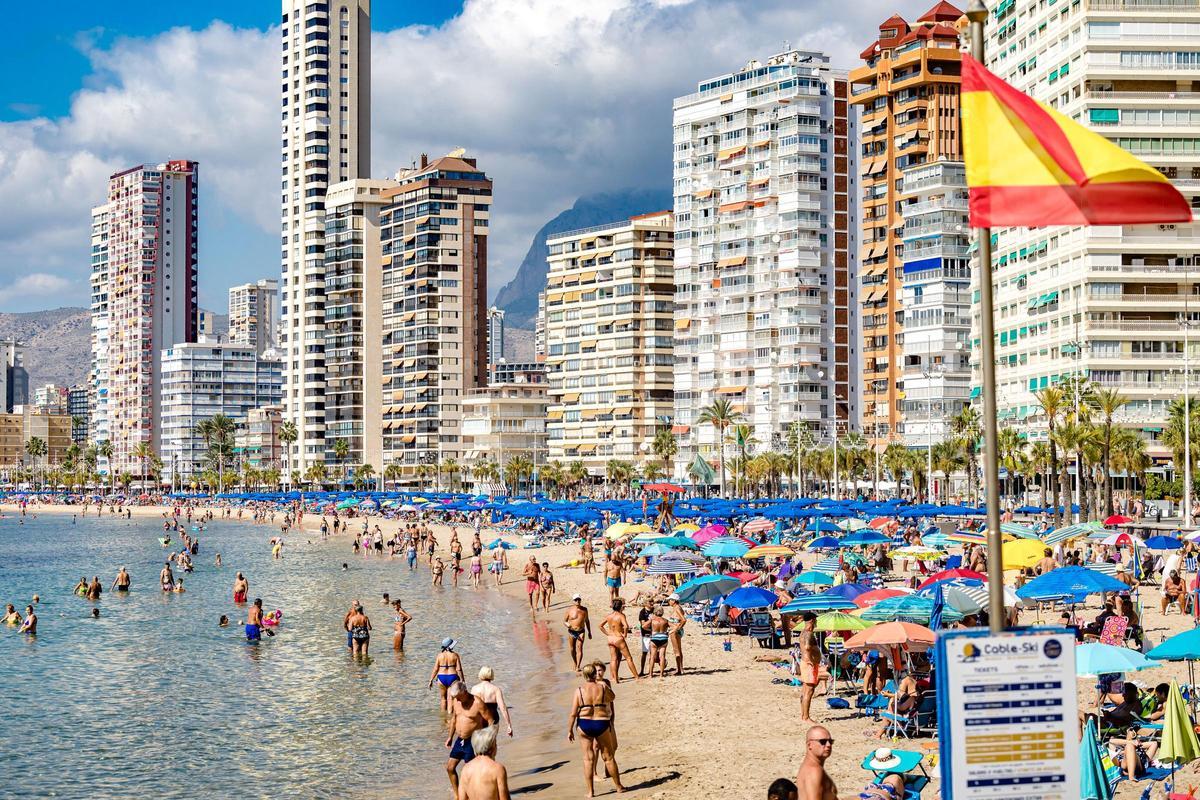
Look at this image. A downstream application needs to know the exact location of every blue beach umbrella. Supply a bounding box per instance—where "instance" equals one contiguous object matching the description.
[807,536,841,549]
[806,519,842,533]
[1074,643,1159,676]
[487,539,516,550]
[780,593,860,614]
[1015,566,1128,602]
[928,583,946,631]
[675,574,741,603]
[823,583,870,601]
[724,585,779,609]
[861,594,964,625]
[1148,627,1200,661]
[702,538,750,559]
[651,536,700,550]
[645,558,699,575]
[1145,535,1182,551]
[794,570,835,586]
[839,530,891,547]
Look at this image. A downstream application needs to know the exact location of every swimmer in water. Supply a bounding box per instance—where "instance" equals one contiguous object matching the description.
[429,638,465,712]
[246,598,264,642]
[215,553,222,568]
[391,600,413,652]
[219,615,230,627]
[233,572,248,604]
[91,607,100,618]
[111,567,131,592]
[3,604,22,626]
[19,605,36,635]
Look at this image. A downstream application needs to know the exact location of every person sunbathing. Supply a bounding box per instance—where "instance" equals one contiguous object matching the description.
[1110,734,1159,780]
[859,774,905,800]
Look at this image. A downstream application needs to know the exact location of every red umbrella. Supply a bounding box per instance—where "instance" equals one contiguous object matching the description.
[868,517,893,529]
[726,571,761,584]
[643,483,684,494]
[918,568,987,589]
[854,588,910,608]
[1105,514,1133,526]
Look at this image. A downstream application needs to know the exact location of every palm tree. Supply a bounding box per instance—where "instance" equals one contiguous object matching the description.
[882,443,910,498]
[1112,428,1150,504]
[473,459,500,495]
[951,406,982,503]
[24,436,47,489]
[304,463,327,490]
[930,440,966,502]
[440,457,460,493]
[506,453,534,496]
[697,398,743,496]
[1163,397,1200,507]
[567,461,589,495]
[787,423,815,497]
[997,428,1027,503]
[642,461,664,482]
[1091,388,1128,516]
[354,463,375,491]
[605,459,635,498]
[290,469,302,489]
[1035,387,1067,524]
[261,468,281,490]
[96,440,114,496]
[541,460,565,499]
[1051,420,1088,521]
[279,421,298,479]
[728,423,757,496]
[131,442,155,492]
[384,463,403,491]
[651,427,677,477]
[332,439,350,487]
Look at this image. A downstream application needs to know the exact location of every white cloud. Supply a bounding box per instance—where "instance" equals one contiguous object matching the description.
[0,0,932,311]
[0,273,73,307]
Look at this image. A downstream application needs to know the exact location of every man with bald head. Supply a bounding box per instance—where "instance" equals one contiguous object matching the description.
[796,726,837,800]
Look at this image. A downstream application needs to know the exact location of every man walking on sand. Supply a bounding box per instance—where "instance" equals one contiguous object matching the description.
[445,680,495,797]
[796,725,837,800]
[522,557,540,611]
[564,594,592,672]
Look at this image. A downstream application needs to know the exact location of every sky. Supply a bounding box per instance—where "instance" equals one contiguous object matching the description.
[0,0,929,315]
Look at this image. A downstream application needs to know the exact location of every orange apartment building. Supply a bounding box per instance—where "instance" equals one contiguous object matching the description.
[849,2,963,446]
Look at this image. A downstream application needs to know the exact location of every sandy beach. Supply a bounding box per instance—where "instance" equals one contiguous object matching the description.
[11,500,1200,799]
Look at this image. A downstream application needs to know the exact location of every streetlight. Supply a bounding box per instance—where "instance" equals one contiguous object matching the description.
[922,362,944,503]
[1184,261,1193,526]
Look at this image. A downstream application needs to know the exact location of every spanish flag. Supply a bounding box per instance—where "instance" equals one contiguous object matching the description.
[962,54,1191,227]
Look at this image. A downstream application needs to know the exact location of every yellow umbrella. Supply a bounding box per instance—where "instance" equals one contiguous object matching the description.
[815,612,873,632]
[1160,679,1200,766]
[1001,539,1048,570]
[673,523,700,533]
[744,544,795,559]
[605,522,653,540]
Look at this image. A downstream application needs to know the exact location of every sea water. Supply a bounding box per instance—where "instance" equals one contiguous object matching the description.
[0,512,564,798]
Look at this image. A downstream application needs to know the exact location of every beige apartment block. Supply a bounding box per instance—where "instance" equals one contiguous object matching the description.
[543,211,675,476]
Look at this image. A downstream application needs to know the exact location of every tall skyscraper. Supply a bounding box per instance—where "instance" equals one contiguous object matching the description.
[379,152,492,480]
[850,3,965,449]
[487,306,505,367]
[280,0,371,472]
[979,0,1200,467]
[89,202,112,457]
[229,279,280,354]
[544,212,675,476]
[323,177,397,472]
[0,340,28,414]
[671,50,859,481]
[97,160,199,475]
[68,386,89,443]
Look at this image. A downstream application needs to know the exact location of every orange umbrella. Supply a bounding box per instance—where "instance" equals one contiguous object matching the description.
[843,621,935,652]
[868,517,892,529]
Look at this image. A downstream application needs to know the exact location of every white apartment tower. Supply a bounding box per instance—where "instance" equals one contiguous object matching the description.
[97,161,199,476]
[977,0,1200,465]
[89,202,113,462]
[280,0,371,471]
[229,279,280,354]
[672,50,860,482]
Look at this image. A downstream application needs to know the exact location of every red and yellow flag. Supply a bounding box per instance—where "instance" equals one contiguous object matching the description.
[962,54,1191,227]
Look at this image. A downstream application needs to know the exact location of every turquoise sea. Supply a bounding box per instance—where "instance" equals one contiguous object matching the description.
[0,512,565,798]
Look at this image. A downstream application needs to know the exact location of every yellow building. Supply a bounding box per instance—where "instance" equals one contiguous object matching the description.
[850,2,963,445]
[543,212,674,477]
[0,408,72,478]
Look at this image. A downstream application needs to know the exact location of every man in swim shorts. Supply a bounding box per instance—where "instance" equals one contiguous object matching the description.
[233,572,248,604]
[444,680,495,796]
[522,557,540,611]
[110,566,131,592]
[246,598,264,642]
[564,594,592,672]
[604,558,623,602]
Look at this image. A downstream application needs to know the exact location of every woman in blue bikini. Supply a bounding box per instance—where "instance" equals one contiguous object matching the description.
[428,637,464,712]
[567,663,624,796]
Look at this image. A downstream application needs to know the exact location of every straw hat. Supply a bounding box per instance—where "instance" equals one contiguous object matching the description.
[869,748,902,770]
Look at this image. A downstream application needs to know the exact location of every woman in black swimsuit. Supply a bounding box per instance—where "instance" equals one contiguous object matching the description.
[567,663,624,796]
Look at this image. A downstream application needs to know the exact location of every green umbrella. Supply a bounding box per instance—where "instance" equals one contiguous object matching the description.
[1159,679,1200,767]
[814,612,872,632]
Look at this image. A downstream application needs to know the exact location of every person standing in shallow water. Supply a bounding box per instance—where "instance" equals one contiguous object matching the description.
[429,637,464,712]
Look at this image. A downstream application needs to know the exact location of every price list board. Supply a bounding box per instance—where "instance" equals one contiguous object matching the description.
[935,628,1079,800]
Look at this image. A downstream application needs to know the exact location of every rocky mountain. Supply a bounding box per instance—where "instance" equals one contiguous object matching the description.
[0,307,91,389]
[492,188,673,330]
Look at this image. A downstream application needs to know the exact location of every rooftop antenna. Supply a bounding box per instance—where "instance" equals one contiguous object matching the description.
[783,40,791,52]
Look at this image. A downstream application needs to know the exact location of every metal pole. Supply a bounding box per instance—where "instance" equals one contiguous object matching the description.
[833,426,839,500]
[1186,263,1193,527]
[1073,292,1082,522]
[967,1,1006,634]
[927,385,934,503]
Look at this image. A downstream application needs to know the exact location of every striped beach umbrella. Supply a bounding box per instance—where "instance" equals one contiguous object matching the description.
[645,558,699,575]
[811,556,842,575]
[780,593,860,614]
[1041,521,1104,546]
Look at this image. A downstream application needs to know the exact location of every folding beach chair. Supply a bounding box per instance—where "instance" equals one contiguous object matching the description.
[748,611,775,648]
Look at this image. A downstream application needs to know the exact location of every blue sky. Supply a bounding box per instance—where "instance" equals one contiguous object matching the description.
[0,0,915,315]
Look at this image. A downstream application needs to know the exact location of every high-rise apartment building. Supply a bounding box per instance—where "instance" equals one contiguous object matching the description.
[899,161,972,447]
[235,404,284,471]
[850,3,964,447]
[544,212,675,475]
[68,386,89,443]
[89,202,112,455]
[379,152,492,479]
[229,279,280,353]
[323,177,396,472]
[462,382,548,480]
[491,361,546,386]
[0,340,28,414]
[978,0,1200,465]
[160,341,284,480]
[487,306,505,367]
[279,0,371,471]
[98,160,199,475]
[671,50,859,481]
[32,384,68,415]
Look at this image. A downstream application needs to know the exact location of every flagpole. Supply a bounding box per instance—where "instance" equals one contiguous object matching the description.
[966,0,1006,634]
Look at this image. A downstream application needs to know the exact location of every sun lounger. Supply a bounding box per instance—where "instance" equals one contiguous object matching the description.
[860,749,930,800]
